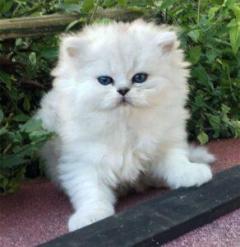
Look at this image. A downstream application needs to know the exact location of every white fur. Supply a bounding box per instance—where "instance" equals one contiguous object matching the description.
[188,145,216,164]
[36,20,214,231]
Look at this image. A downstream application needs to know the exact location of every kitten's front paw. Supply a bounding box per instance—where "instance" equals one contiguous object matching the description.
[166,162,212,189]
[68,207,114,232]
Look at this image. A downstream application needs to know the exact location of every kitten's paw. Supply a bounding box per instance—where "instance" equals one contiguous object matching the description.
[166,162,212,189]
[68,207,114,232]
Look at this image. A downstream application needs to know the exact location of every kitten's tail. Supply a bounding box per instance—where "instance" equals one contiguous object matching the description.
[188,145,216,164]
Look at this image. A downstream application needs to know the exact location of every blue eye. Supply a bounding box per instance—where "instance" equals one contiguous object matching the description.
[132,73,148,83]
[97,76,114,86]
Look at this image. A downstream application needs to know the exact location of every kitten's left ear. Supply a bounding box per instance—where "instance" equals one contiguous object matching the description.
[157,31,177,54]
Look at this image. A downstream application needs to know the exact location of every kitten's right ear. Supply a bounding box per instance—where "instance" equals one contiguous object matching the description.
[62,36,86,58]
[51,35,86,77]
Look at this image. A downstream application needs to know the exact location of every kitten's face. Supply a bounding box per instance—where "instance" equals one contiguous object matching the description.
[54,21,188,111]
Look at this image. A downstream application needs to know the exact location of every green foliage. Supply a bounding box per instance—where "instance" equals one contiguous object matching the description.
[0,0,240,193]
[0,118,52,194]
[0,35,56,193]
[157,0,240,143]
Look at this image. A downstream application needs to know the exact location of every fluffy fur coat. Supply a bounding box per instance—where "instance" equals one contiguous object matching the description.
[37,20,214,231]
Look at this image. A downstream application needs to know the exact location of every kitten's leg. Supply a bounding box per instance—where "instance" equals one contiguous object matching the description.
[152,148,213,189]
[59,163,116,231]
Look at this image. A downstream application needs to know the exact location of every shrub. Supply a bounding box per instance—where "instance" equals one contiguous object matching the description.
[0,0,239,193]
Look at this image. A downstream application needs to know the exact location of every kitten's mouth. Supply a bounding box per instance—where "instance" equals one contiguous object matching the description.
[118,97,131,106]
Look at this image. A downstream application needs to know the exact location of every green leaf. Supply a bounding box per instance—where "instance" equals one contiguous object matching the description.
[232,120,240,137]
[29,52,37,66]
[64,0,81,3]
[13,114,29,122]
[228,19,240,54]
[0,70,12,86]
[103,0,115,8]
[160,0,176,9]
[81,0,94,13]
[29,130,50,141]
[188,46,201,64]
[206,49,218,63]
[231,4,240,20]
[118,0,127,7]
[208,6,220,19]
[61,3,81,13]
[20,118,43,133]
[23,97,30,111]
[197,131,209,144]
[191,65,212,88]
[1,0,13,14]
[0,127,7,136]
[15,38,23,47]
[0,108,4,123]
[188,30,200,43]
[221,104,231,114]
[40,48,58,60]
[223,0,236,8]
[0,0,5,12]
[207,114,221,138]
[0,154,27,169]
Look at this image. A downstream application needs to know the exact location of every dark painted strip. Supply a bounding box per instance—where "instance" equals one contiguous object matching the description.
[40,165,240,247]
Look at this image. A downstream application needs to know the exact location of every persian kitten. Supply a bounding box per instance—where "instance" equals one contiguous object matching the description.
[37,20,215,231]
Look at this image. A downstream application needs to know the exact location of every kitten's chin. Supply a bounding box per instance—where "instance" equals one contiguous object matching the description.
[123,97,149,108]
[105,99,133,111]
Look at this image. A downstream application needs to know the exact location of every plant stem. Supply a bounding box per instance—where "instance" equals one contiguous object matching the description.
[197,0,201,24]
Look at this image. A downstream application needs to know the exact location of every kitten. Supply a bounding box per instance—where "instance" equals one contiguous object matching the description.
[36,20,215,231]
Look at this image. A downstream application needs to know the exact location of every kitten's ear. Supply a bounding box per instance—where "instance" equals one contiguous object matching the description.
[62,36,86,58]
[157,31,177,54]
[62,36,83,57]
[51,35,86,77]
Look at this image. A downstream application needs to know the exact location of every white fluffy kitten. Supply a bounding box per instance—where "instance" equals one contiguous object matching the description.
[37,20,215,231]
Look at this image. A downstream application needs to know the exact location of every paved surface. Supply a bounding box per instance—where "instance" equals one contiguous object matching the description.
[0,138,240,247]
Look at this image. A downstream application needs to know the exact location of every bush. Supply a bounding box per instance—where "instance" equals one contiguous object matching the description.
[0,0,240,194]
